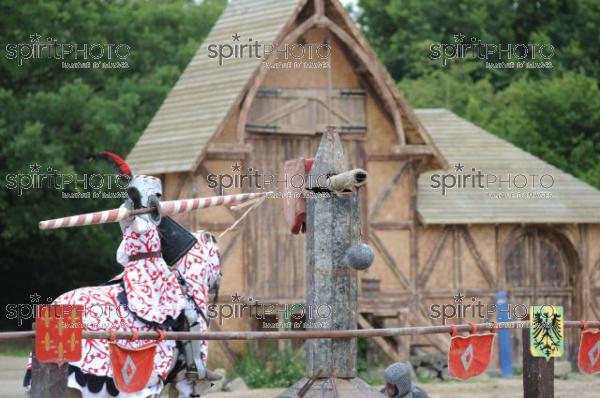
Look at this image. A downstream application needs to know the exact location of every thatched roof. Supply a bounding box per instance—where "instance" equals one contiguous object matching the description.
[127,0,443,174]
[416,109,600,224]
[127,0,303,174]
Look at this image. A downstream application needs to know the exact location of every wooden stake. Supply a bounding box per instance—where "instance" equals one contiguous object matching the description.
[30,323,68,398]
[522,326,554,398]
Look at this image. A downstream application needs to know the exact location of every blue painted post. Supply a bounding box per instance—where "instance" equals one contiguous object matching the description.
[496,291,513,377]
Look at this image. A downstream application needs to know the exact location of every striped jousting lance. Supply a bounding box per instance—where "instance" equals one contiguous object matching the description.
[39,192,271,230]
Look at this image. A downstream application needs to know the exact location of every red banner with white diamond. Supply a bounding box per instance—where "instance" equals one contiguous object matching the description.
[35,305,83,363]
[578,329,600,374]
[448,332,495,380]
[109,341,157,393]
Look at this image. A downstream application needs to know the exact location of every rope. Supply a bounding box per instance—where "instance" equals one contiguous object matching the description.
[218,195,267,238]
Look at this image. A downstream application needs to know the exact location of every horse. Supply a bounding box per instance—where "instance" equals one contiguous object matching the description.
[25,229,222,398]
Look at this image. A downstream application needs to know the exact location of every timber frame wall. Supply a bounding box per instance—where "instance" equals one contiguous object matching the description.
[156,0,600,367]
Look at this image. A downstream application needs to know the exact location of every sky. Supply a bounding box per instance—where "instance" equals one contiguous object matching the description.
[340,0,357,7]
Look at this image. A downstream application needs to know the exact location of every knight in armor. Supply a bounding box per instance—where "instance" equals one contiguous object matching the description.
[89,152,187,328]
[90,152,223,387]
[382,362,429,398]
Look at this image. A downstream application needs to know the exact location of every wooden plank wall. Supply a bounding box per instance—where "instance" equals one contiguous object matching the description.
[245,136,363,299]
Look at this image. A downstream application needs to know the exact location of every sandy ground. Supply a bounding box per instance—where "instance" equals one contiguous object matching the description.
[206,376,600,398]
[2,356,599,398]
[0,356,27,398]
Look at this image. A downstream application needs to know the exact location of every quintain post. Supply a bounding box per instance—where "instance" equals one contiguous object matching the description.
[278,127,381,397]
[304,127,359,377]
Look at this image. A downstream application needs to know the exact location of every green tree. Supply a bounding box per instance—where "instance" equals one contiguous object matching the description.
[0,0,226,329]
[358,0,600,84]
[489,73,600,187]
[400,70,600,187]
[358,0,600,189]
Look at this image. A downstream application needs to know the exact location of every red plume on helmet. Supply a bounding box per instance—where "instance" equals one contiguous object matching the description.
[88,151,133,183]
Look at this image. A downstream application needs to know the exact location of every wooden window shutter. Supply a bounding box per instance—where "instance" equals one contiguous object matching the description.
[246,87,366,135]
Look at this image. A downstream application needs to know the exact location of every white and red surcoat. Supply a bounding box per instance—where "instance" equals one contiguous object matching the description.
[117,215,186,325]
[52,229,221,397]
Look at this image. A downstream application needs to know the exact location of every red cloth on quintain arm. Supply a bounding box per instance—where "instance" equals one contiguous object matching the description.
[283,158,313,234]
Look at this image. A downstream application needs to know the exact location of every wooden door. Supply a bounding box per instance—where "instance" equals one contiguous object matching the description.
[244,87,366,300]
[504,227,578,362]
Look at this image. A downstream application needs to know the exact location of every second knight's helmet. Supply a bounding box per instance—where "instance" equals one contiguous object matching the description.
[384,362,413,397]
[89,151,197,266]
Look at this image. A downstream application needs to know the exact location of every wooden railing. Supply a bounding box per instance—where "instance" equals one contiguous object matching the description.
[3,319,597,398]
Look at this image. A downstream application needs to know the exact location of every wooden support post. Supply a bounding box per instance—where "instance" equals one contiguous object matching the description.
[305,128,360,378]
[522,327,554,398]
[278,311,288,353]
[30,329,68,398]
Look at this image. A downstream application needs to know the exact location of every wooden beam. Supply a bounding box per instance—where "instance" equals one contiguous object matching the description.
[8,320,598,342]
[357,314,401,363]
[460,227,496,287]
[495,225,504,291]
[360,308,407,318]
[579,223,589,321]
[454,227,461,291]
[251,98,309,125]
[368,160,412,221]
[410,162,420,292]
[359,143,369,240]
[314,0,324,17]
[418,227,451,288]
[371,221,412,230]
[369,231,411,289]
[359,296,411,306]
[246,124,317,135]
[418,290,497,298]
[590,292,600,320]
[367,153,412,161]
[391,145,436,156]
[206,143,253,158]
[173,172,190,201]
